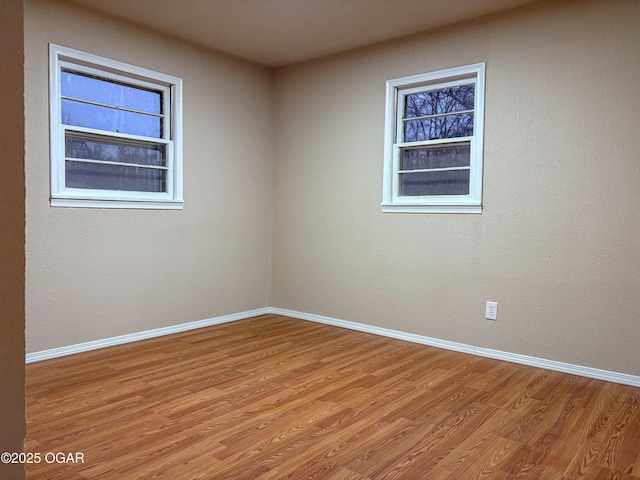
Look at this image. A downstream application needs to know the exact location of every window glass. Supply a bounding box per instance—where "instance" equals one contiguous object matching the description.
[65,133,166,167]
[400,144,470,171]
[50,44,182,208]
[61,70,162,114]
[65,161,166,192]
[403,114,474,141]
[404,85,474,118]
[383,63,485,213]
[61,99,162,138]
[399,170,470,196]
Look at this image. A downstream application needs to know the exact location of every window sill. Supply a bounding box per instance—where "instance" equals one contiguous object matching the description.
[51,197,184,210]
[382,203,482,214]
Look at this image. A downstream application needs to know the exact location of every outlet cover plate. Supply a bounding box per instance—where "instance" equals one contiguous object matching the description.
[486,301,498,320]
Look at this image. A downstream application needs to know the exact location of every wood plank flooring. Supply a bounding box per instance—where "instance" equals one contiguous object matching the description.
[26,314,640,479]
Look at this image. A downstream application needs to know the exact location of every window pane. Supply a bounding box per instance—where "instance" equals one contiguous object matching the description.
[404,113,473,141]
[401,144,470,170]
[62,99,162,138]
[61,70,162,114]
[399,170,470,196]
[404,85,474,119]
[65,133,165,167]
[66,161,166,192]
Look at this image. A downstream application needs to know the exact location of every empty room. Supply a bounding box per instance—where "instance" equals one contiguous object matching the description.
[1,0,639,478]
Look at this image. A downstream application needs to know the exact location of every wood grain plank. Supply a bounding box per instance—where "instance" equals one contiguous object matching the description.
[26,315,640,479]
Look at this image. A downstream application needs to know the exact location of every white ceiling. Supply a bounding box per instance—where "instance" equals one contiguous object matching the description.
[65,0,541,67]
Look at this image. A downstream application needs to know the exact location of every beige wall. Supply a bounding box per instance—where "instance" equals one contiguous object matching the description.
[24,0,640,378]
[0,0,26,477]
[273,0,640,376]
[25,0,274,353]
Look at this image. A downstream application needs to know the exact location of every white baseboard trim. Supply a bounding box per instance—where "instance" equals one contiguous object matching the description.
[270,307,640,388]
[25,308,271,364]
[26,306,640,388]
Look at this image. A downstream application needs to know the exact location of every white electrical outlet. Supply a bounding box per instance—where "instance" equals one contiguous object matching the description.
[485,301,498,320]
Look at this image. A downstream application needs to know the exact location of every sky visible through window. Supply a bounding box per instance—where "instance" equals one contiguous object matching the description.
[403,85,474,142]
[61,70,163,138]
[61,70,167,192]
[399,84,474,196]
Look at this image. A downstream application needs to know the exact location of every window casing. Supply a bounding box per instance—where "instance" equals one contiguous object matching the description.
[49,44,183,209]
[382,63,485,213]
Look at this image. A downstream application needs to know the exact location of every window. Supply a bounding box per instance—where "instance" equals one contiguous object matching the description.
[382,63,485,213]
[49,44,183,209]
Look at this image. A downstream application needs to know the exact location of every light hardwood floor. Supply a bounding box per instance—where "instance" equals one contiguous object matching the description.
[26,314,640,479]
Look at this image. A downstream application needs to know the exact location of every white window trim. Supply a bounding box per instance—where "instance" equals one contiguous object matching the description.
[49,44,184,209]
[382,63,485,214]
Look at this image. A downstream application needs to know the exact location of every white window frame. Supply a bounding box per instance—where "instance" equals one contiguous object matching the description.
[382,63,485,214]
[49,44,183,209]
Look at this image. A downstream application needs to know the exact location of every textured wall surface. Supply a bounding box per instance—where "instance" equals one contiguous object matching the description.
[25,0,640,378]
[25,0,274,353]
[273,0,640,375]
[0,0,26,477]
